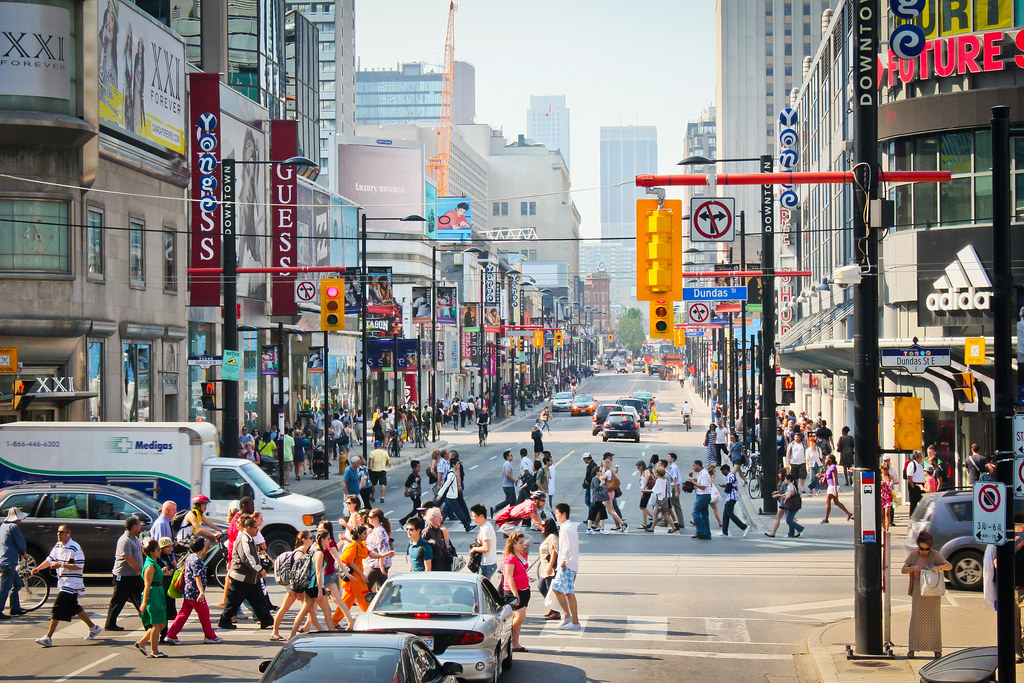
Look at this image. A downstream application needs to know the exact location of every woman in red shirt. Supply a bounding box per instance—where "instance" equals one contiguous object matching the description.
[501,531,531,652]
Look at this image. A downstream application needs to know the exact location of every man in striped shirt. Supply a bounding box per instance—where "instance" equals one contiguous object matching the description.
[31,526,102,647]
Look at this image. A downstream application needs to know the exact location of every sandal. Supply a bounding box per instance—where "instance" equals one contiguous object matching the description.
[764,533,775,537]
[269,634,286,642]
[513,646,529,653]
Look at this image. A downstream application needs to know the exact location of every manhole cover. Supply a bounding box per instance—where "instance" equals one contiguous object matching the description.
[853,661,891,668]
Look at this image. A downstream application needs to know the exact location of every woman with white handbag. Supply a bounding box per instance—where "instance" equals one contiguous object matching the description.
[901,530,952,659]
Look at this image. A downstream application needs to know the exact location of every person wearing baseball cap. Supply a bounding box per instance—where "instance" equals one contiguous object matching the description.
[581,453,599,516]
[0,507,30,618]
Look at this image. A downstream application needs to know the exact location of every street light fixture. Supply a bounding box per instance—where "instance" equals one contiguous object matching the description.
[222,155,319,458]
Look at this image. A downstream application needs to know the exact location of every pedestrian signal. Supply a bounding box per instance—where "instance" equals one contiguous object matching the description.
[953,372,976,403]
[201,382,217,410]
[533,330,544,348]
[11,380,25,410]
[777,375,796,405]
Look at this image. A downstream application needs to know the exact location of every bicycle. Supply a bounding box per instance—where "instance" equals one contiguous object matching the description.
[746,452,763,500]
[15,557,50,612]
[478,423,488,447]
[388,430,402,459]
[414,425,426,449]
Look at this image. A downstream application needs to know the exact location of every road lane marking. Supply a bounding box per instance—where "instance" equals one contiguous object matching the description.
[470,464,479,470]
[704,617,751,643]
[554,450,575,467]
[490,456,497,460]
[531,644,792,661]
[54,653,120,682]
[625,615,668,640]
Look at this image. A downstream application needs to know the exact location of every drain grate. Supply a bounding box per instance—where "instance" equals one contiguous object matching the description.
[852,661,892,668]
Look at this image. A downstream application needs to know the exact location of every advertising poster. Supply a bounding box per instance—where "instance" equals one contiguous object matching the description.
[335,143,423,222]
[222,104,268,301]
[436,197,473,243]
[270,119,298,316]
[436,341,445,371]
[483,305,501,332]
[367,266,394,314]
[436,287,457,325]
[97,0,185,153]
[261,345,278,375]
[367,339,417,372]
[461,304,479,331]
[461,332,473,369]
[365,314,401,339]
[1018,285,1024,405]
[404,373,418,406]
[508,272,521,325]
[1,2,70,100]
[308,347,324,374]
[483,263,498,303]
[425,182,437,239]
[411,287,432,323]
[344,277,361,315]
[187,73,221,306]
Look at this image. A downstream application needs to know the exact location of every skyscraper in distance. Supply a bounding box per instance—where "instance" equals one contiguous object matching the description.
[527,95,570,170]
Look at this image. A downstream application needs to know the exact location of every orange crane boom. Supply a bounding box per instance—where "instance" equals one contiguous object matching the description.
[427,1,456,196]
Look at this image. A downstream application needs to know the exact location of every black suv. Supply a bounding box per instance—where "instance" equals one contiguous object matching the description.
[592,403,623,435]
[618,397,648,426]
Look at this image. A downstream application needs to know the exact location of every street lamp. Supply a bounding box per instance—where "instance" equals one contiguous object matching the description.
[360,213,425,466]
[222,155,318,458]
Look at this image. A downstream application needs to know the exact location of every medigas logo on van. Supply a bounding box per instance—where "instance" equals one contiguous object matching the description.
[106,437,175,454]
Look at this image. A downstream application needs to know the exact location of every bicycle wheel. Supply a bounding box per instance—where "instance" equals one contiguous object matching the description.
[16,571,50,612]
[747,472,762,499]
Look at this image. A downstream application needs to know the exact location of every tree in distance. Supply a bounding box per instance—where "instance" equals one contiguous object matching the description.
[618,308,646,355]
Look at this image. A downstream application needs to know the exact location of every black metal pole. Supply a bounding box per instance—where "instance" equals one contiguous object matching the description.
[991,104,1016,683]
[851,0,882,656]
[392,332,399,421]
[416,325,422,419]
[276,322,285,486]
[431,246,437,441]
[740,211,749,450]
[759,154,777,515]
[361,212,369,466]
[221,158,239,457]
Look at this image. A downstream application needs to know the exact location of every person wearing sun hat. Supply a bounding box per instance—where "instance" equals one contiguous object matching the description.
[0,507,30,618]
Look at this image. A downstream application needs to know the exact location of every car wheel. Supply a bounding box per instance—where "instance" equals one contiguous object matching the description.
[948,550,983,591]
[502,639,513,670]
[602,436,608,442]
[264,530,294,558]
[635,436,640,443]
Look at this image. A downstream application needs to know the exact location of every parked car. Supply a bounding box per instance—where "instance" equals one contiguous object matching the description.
[570,394,597,416]
[551,391,574,412]
[616,364,629,374]
[354,572,515,682]
[905,489,1024,591]
[648,364,663,376]
[632,360,646,373]
[592,403,623,435]
[258,632,462,683]
[602,412,640,443]
[0,482,162,573]
[618,397,648,426]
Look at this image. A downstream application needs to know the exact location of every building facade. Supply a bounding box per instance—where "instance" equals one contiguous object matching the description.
[355,61,476,127]
[527,95,570,170]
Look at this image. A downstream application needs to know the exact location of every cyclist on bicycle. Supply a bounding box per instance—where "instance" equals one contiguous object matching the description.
[477,408,491,446]
[176,496,224,543]
[681,400,693,431]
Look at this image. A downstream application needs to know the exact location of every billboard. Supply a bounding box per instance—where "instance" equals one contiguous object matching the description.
[483,305,501,332]
[98,0,185,153]
[270,119,298,316]
[411,287,432,324]
[187,73,221,306]
[367,267,394,314]
[461,304,479,331]
[436,196,473,243]
[436,287,457,325]
[1,2,71,100]
[336,142,424,222]
[425,182,438,239]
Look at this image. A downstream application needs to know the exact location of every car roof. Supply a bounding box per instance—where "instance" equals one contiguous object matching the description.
[285,631,414,649]
[572,395,593,400]
[384,571,483,585]
[0,482,155,499]
[597,403,621,408]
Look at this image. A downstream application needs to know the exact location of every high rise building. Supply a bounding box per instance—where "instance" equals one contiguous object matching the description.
[681,105,718,264]
[355,61,476,127]
[527,95,570,170]
[285,10,320,162]
[599,125,657,310]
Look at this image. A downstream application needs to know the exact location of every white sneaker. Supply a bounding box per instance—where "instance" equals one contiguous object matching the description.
[718,531,727,536]
[585,529,596,535]
[86,624,102,640]
[35,636,52,648]
[599,529,610,535]
[562,622,582,631]
[557,618,570,628]
[742,527,750,538]
[203,637,224,644]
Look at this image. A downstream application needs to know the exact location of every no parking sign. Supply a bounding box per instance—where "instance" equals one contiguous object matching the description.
[973,482,1007,544]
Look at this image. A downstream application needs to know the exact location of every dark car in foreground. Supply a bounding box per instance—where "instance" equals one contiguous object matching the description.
[906,489,1024,591]
[602,411,640,443]
[592,403,623,435]
[617,397,648,426]
[258,632,462,682]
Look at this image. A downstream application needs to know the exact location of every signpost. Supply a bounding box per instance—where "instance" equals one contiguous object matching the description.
[294,280,318,303]
[687,302,711,325]
[685,329,705,338]
[860,470,877,544]
[690,197,736,242]
[187,355,222,368]
[973,482,1007,544]
[682,286,748,301]
[879,345,951,374]
[222,350,242,382]
[0,347,17,374]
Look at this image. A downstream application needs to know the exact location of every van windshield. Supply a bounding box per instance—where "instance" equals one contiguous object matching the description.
[240,461,286,498]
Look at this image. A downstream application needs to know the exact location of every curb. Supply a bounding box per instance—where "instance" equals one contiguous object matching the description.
[807,622,841,683]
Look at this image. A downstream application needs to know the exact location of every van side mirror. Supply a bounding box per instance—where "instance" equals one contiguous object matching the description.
[258,661,271,673]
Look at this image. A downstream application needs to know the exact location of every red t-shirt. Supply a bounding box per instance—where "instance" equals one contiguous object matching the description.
[324,539,337,574]
[495,501,534,525]
[502,554,529,591]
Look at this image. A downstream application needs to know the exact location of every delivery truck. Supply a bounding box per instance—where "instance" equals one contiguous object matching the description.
[0,421,325,556]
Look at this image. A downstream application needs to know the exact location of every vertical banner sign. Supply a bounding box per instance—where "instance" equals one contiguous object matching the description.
[404,373,418,406]
[508,272,521,325]
[436,287,457,325]
[483,263,498,304]
[460,332,473,369]
[270,119,298,316]
[188,73,222,306]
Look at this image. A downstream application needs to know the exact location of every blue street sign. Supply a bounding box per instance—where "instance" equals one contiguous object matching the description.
[682,286,748,301]
[685,329,705,338]
[710,317,730,326]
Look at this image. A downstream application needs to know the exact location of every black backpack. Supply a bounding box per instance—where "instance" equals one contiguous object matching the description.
[289,551,316,592]
[170,509,190,536]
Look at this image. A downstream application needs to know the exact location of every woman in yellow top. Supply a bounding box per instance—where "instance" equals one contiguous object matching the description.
[648,401,662,431]
[335,525,394,617]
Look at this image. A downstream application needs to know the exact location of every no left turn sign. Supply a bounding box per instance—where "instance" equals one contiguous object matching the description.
[687,302,711,325]
[690,197,736,243]
[294,280,318,303]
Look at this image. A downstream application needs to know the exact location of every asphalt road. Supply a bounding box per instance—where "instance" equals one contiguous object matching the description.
[0,372,861,682]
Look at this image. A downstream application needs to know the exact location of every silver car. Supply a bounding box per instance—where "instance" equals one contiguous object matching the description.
[355,572,515,682]
[551,391,574,412]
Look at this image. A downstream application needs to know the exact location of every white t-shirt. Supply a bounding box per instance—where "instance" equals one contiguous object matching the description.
[548,464,556,498]
[557,520,580,572]
[477,522,498,567]
[715,427,729,445]
[652,477,668,501]
[788,441,807,466]
[805,445,822,468]
[520,456,533,478]
[696,469,712,493]
[681,402,692,416]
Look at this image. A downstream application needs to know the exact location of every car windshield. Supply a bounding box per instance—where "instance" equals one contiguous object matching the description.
[573,395,593,404]
[263,644,400,682]
[373,578,479,614]
[240,461,286,498]
[606,414,631,424]
[910,498,933,522]
[554,392,573,400]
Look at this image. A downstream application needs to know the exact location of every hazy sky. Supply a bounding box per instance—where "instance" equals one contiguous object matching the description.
[353,0,718,238]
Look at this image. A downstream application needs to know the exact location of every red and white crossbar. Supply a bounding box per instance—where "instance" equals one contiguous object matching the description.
[187,266,349,275]
[634,171,951,187]
[683,269,812,278]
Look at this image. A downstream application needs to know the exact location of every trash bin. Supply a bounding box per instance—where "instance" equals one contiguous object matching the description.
[918,647,997,683]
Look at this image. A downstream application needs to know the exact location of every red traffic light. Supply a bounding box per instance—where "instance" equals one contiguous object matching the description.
[782,376,795,391]
[326,285,340,298]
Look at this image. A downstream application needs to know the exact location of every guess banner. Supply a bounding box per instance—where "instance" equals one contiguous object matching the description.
[188,73,222,306]
[270,119,298,316]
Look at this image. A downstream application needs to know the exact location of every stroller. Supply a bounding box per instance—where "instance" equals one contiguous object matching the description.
[310,446,330,480]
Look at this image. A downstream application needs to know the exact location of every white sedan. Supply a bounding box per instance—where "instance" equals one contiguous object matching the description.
[551,391,574,412]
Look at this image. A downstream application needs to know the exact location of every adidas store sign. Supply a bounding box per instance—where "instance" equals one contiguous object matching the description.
[925,246,993,313]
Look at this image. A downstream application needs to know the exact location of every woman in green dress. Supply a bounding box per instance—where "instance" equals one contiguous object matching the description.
[135,539,169,658]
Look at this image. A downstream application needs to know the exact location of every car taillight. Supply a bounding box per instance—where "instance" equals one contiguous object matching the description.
[412,613,433,619]
[451,631,485,645]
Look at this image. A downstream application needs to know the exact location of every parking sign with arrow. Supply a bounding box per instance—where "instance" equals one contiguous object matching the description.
[973,482,1006,544]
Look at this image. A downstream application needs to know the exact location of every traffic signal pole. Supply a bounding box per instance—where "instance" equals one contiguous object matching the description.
[759,154,778,516]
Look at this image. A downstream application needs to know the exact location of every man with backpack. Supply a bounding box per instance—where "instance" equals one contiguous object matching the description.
[905,451,926,515]
[218,514,273,630]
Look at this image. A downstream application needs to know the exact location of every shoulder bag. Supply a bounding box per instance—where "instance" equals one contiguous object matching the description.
[920,567,945,597]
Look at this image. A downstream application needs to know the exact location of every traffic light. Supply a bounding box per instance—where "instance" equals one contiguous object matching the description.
[673,326,686,347]
[533,330,544,348]
[320,278,345,331]
[777,375,796,405]
[893,396,922,451]
[607,334,613,343]
[200,381,217,410]
[11,380,25,410]
[635,199,683,301]
[953,372,976,403]
[650,300,672,339]
[554,331,563,348]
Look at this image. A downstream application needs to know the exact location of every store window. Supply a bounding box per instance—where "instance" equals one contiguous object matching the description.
[87,340,103,422]
[163,229,177,292]
[0,199,70,272]
[122,343,151,421]
[87,208,104,280]
[129,219,145,287]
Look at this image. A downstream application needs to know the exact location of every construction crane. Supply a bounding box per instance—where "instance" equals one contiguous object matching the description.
[427,1,456,197]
